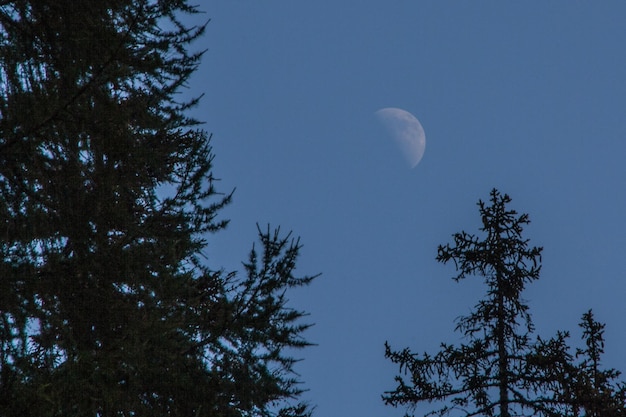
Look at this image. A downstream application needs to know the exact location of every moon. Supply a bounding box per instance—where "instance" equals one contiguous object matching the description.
[375,107,426,168]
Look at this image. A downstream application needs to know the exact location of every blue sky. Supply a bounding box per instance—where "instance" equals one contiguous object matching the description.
[184,3,626,416]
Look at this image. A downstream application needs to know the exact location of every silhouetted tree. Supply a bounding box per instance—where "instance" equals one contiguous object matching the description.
[573,311,626,416]
[0,1,314,416]
[529,310,626,417]
[383,189,625,417]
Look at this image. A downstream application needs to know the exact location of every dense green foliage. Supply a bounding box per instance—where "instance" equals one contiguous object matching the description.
[0,1,314,416]
[383,189,625,417]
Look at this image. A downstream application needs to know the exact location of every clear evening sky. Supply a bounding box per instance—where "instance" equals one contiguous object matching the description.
[183,3,626,416]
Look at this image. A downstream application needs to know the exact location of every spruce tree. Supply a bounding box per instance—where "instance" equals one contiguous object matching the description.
[572,311,626,416]
[383,189,625,417]
[529,310,626,417]
[0,1,314,416]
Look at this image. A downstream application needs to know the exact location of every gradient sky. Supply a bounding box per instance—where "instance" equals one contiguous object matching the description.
[182,3,626,416]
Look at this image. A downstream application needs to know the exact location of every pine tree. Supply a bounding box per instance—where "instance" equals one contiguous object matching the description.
[0,1,314,416]
[529,311,626,417]
[383,189,543,417]
[382,189,625,417]
[572,311,626,416]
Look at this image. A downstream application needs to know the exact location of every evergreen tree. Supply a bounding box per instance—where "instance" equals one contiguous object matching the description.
[529,311,626,417]
[383,189,625,417]
[0,1,314,416]
[572,311,626,416]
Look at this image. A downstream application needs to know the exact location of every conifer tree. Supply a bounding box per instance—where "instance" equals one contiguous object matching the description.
[529,310,626,417]
[0,1,314,416]
[383,189,625,417]
[573,311,626,416]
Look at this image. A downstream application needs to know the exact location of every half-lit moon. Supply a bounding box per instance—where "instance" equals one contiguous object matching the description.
[375,107,426,168]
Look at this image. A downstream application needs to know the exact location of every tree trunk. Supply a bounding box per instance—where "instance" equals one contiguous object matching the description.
[497,274,510,417]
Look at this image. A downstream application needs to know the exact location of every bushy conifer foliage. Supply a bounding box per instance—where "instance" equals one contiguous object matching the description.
[0,1,314,416]
[383,189,625,417]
